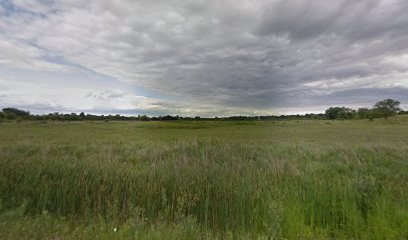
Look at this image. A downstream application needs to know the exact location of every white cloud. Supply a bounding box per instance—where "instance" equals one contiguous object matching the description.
[0,36,69,72]
[0,77,161,113]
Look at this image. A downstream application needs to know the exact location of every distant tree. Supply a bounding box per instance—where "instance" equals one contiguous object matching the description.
[398,110,408,115]
[2,108,30,119]
[365,109,382,121]
[140,115,150,121]
[325,107,353,119]
[357,108,370,119]
[373,99,401,119]
[326,107,341,119]
[159,115,177,121]
[69,113,78,121]
[47,112,60,121]
[337,108,354,119]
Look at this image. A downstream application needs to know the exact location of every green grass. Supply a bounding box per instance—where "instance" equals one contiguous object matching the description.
[0,117,408,239]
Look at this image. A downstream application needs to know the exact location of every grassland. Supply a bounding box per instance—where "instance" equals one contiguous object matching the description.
[0,117,408,239]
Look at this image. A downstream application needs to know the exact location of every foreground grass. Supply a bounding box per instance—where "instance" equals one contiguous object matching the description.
[0,117,408,239]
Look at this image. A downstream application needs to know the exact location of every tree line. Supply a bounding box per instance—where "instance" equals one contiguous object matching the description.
[325,99,405,120]
[0,99,406,122]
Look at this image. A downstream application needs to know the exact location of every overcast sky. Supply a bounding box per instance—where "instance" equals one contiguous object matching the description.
[1,0,408,116]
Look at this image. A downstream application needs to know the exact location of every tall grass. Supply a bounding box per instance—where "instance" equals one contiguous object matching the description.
[0,118,408,239]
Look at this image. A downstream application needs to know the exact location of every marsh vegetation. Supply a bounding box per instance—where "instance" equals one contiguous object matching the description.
[0,117,407,239]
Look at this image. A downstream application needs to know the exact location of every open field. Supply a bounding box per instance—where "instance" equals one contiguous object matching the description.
[0,117,408,239]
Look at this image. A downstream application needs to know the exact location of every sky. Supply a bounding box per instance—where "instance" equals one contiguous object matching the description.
[1,0,408,117]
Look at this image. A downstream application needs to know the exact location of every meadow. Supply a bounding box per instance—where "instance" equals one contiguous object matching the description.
[0,117,407,239]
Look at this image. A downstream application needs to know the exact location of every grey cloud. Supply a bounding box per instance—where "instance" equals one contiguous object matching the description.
[1,0,408,116]
[309,87,408,108]
[255,0,408,42]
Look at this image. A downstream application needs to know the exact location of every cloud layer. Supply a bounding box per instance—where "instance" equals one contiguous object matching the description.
[1,0,408,116]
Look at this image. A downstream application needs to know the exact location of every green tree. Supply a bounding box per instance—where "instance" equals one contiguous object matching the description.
[140,115,150,121]
[2,108,30,120]
[325,107,341,119]
[325,107,353,120]
[357,108,370,119]
[337,108,355,119]
[373,99,401,119]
